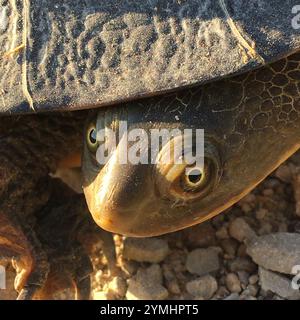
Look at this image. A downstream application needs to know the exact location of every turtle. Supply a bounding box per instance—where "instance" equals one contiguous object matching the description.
[0,0,300,299]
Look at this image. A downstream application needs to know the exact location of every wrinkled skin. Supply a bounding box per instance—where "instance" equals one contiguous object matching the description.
[82,52,300,237]
[0,112,116,299]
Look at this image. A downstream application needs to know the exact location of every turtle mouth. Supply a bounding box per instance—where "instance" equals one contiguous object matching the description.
[91,207,140,236]
[84,180,161,236]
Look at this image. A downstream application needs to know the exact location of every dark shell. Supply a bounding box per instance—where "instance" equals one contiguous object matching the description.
[0,0,299,114]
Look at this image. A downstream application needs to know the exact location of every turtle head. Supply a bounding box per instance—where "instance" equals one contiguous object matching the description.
[82,73,300,236]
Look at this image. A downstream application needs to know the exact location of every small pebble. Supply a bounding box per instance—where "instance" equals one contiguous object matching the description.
[247,284,258,297]
[228,218,256,242]
[186,248,220,276]
[167,280,181,295]
[123,238,169,263]
[229,258,257,274]
[216,225,229,240]
[126,265,168,300]
[225,273,242,293]
[186,275,218,299]
[255,208,268,220]
[224,293,240,300]
[248,275,259,285]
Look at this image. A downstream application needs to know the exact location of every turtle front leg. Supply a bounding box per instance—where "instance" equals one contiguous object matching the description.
[0,174,52,299]
[0,112,86,299]
[33,178,115,299]
[0,112,118,298]
[0,224,49,300]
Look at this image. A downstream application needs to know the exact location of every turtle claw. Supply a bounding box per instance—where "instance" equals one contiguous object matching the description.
[97,230,118,276]
[12,252,50,300]
[17,286,40,300]
[74,276,91,300]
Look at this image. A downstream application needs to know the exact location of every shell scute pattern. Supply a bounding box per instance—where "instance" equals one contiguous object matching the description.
[29,0,234,99]
[139,51,300,141]
[235,54,300,133]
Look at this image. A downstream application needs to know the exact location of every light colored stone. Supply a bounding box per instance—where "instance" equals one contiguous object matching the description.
[167,280,181,295]
[224,293,240,300]
[225,273,242,293]
[248,275,259,285]
[186,248,220,276]
[126,264,168,300]
[246,233,300,275]
[259,267,300,300]
[123,238,169,263]
[228,218,256,242]
[244,284,258,297]
[126,279,168,300]
[186,275,218,299]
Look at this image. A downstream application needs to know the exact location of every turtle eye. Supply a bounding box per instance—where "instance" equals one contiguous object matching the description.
[167,158,218,200]
[181,166,205,190]
[86,123,98,152]
[179,163,212,194]
[155,137,222,201]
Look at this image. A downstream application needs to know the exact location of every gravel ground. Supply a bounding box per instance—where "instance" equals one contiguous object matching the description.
[1,151,300,300]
